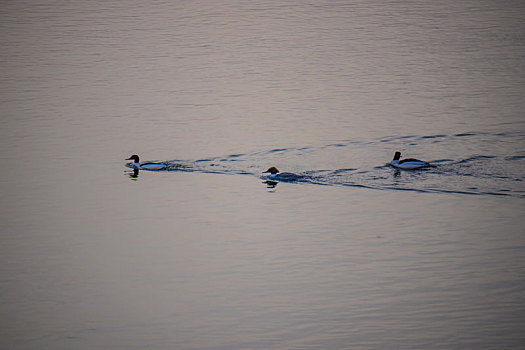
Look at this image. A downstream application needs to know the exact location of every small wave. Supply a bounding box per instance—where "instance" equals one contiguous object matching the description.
[418,134,448,139]
[454,132,477,137]
[164,163,194,171]
[379,135,417,143]
[329,168,359,174]
[505,155,525,161]
[224,153,246,159]
[375,131,525,147]
[430,159,455,164]
[129,139,525,198]
[264,148,289,154]
[454,155,496,164]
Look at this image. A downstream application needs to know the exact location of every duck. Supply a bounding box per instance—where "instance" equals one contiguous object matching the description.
[263,167,302,181]
[126,155,166,170]
[390,151,431,169]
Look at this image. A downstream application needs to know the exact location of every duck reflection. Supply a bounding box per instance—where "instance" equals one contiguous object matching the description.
[125,168,140,180]
[263,180,278,190]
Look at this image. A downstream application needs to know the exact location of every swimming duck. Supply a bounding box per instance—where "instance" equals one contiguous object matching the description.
[263,167,302,181]
[126,155,166,170]
[390,151,431,169]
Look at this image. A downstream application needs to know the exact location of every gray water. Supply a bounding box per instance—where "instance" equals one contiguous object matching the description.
[1,1,525,349]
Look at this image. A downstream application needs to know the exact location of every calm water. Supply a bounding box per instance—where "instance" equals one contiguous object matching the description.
[1,1,525,349]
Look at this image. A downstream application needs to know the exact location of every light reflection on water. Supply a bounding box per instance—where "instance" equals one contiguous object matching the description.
[1,0,525,348]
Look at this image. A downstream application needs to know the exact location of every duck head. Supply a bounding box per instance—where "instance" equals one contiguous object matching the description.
[263,167,280,174]
[393,152,401,161]
[126,155,140,162]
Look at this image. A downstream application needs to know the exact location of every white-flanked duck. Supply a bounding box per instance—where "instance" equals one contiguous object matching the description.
[126,155,166,170]
[390,151,431,169]
[263,167,302,181]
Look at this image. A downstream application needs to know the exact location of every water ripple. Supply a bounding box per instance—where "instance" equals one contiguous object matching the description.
[130,131,525,198]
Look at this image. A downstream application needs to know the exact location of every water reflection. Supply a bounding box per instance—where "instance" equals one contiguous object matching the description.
[126,168,140,180]
[263,180,279,190]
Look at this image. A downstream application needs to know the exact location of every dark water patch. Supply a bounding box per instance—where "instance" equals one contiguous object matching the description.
[264,148,289,154]
[376,164,392,169]
[324,140,366,148]
[222,153,246,159]
[454,132,477,137]
[337,182,377,190]
[505,155,525,161]
[419,134,448,140]
[379,135,417,143]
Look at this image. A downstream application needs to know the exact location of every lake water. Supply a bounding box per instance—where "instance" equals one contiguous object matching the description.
[1,1,525,349]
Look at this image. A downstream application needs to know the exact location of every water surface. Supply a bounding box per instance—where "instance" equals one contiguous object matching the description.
[1,1,525,349]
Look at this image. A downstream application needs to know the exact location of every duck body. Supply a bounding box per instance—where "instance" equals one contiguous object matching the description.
[263,167,302,181]
[390,151,431,169]
[126,155,166,170]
